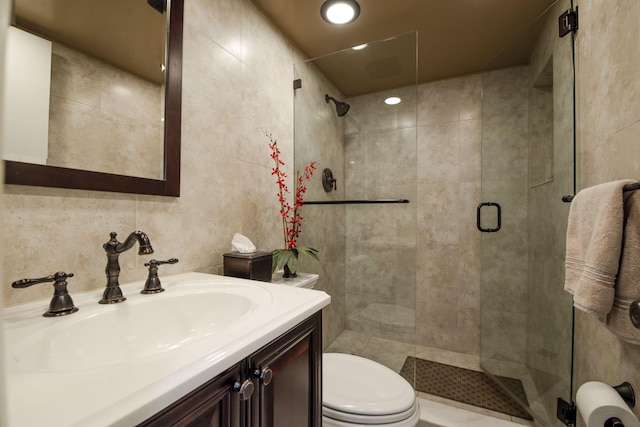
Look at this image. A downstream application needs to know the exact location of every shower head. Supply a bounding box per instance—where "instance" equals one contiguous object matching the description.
[325,94,350,117]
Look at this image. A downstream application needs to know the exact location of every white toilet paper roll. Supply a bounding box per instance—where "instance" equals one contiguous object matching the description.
[576,381,640,427]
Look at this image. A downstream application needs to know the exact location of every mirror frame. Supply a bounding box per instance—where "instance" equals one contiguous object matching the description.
[4,0,183,197]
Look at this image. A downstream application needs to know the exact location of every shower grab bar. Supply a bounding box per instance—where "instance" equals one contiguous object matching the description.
[302,199,410,205]
[562,181,640,203]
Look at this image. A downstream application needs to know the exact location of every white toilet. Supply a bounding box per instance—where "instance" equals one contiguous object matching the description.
[274,273,420,426]
[322,353,421,426]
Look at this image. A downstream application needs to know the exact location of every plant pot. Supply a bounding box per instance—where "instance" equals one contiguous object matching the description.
[283,264,297,278]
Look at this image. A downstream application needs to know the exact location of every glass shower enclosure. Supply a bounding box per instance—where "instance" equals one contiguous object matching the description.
[478,0,576,425]
[293,1,576,423]
[292,32,418,376]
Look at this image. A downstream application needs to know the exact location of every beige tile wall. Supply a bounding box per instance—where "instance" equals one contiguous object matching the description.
[479,66,531,366]
[343,85,418,345]
[573,0,640,424]
[416,74,483,355]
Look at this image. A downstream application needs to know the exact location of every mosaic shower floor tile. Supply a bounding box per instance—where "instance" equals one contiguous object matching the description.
[400,356,533,421]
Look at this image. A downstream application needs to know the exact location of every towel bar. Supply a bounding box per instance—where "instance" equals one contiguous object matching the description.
[631,301,640,329]
[562,181,640,203]
[623,183,640,329]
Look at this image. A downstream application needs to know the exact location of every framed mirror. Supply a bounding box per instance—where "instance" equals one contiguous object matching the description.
[4,0,183,196]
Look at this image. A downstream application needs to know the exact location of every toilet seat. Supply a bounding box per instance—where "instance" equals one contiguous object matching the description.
[323,400,420,425]
[323,353,419,426]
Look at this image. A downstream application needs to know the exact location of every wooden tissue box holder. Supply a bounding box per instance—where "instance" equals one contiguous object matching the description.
[223,251,272,282]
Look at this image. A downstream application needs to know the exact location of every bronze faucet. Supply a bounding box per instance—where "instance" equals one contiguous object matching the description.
[100,231,154,304]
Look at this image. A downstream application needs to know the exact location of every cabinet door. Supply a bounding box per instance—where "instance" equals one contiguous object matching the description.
[249,312,322,427]
[139,362,246,427]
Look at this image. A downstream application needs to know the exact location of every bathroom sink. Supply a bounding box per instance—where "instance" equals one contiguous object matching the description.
[7,281,270,372]
[4,272,330,427]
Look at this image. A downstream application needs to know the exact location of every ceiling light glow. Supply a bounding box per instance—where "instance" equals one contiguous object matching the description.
[352,43,368,50]
[385,97,402,105]
[321,0,361,25]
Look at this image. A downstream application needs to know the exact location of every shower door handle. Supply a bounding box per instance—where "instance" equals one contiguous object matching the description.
[477,202,501,233]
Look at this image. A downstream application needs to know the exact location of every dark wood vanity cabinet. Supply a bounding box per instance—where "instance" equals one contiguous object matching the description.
[249,312,322,427]
[139,312,322,427]
[140,362,245,427]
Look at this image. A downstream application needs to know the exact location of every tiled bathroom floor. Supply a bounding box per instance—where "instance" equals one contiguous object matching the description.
[326,330,535,427]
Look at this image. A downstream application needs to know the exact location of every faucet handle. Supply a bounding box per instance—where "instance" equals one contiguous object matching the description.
[12,274,65,288]
[142,258,179,294]
[145,258,179,267]
[12,272,79,317]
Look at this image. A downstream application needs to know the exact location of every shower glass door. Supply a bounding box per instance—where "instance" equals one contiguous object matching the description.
[479,0,576,424]
[293,32,418,384]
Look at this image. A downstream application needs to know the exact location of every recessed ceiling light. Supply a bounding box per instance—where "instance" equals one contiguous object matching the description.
[321,0,361,25]
[352,43,368,50]
[385,97,401,105]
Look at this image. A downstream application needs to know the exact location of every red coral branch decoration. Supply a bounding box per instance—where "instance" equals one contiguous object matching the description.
[268,135,316,249]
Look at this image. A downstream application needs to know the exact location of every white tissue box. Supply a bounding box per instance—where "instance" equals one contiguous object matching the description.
[223,251,273,282]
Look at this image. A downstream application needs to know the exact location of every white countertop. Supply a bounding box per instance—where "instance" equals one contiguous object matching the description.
[3,272,330,426]
[270,271,319,288]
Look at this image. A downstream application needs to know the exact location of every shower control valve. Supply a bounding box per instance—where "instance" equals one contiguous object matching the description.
[322,168,337,192]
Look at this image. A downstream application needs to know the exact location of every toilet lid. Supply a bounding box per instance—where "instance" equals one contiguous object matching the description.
[323,353,416,417]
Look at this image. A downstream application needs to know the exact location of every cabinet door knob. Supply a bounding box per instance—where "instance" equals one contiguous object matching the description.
[233,379,254,401]
[254,367,273,385]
